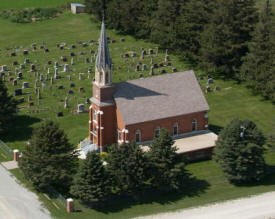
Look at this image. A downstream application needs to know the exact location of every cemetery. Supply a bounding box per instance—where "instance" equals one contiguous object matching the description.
[0,1,274,219]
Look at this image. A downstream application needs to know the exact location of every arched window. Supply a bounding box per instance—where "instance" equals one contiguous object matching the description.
[135,130,141,143]
[99,72,103,83]
[173,123,178,136]
[155,126,160,138]
[192,119,197,131]
[105,72,109,84]
[93,109,97,121]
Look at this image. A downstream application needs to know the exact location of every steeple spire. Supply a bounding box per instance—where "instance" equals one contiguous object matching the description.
[95,22,112,86]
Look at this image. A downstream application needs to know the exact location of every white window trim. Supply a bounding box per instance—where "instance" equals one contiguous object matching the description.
[192,119,197,131]
[155,126,160,138]
[135,130,141,143]
[173,123,179,136]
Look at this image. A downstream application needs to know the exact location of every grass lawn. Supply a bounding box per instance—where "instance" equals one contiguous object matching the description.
[7,151,275,219]
[0,11,273,151]
[0,1,274,218]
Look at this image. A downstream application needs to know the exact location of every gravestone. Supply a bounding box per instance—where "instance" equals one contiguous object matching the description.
[160,69,166,74]
[57,112,63,117]
[71,58,74,65]
[1,65,7,72]
[23,50,28,55]
[142,64,147,71]
[30,64,35,72]
[50,77,54,85]
[44,48,49,53]
[40,74,43,81]
[55,61,59,68]
[79,87,84,93]
[165,55,169,62]
[149,66,154,76]
[172,67,177,73]
[61,56,67,62]
[22,82,29,89]
[206,86,211,93]
[68,89,74,95]
[47,68,50,74]
[77,104,85,113]
[54,68,59,79]
[57,85,64,90]
[13,79,17,86]
[15,68,19,74]
[148,48,153,55]
[63,64,70,72]
[17,72,23,79]
[20,64,25,69]
[70,83,75,88]
[79,73,84,80]
[68,75,72,81]
[207,78,214,84]
[85,57,89,63]
[64,97,68,109]
[24,58,30,64]
[14,88,22,96]
[85,98,90,104]
[37,88,41,99]
[135,64,140,72]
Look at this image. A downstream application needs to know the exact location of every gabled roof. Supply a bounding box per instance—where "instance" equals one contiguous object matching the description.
[114,71,209,125]
[96,22,112,72]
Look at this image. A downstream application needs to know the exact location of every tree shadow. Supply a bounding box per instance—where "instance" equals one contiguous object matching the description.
[1,115,41,142]
[209,124,223,135]
[234,165,275,187]
[77,176,210,214]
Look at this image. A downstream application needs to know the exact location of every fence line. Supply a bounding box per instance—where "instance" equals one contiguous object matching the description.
[0,140,13,158]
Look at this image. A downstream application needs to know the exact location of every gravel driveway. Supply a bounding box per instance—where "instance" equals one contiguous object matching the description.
[137,191,275,219]
[0,165,51,219]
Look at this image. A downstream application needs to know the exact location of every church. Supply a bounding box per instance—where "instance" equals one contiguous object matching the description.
[88,22,216,158]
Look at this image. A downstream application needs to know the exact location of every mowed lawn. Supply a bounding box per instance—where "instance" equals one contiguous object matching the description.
[0,1,274,219]
[0,0,83,11]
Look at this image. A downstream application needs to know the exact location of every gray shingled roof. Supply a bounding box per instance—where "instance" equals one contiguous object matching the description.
[114,71,209,125]
[96,22,112,72]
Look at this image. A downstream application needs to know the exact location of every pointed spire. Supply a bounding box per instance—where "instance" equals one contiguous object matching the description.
[96,22,112,73]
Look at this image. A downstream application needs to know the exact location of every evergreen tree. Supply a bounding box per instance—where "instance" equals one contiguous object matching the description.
[175,0,217,62]
[214,118,266,184]
[241,0,275,102]
[148,129,188,191]
[200,0,258,76]
[70,151,110,205]
[106,142,149,196]
[0,79,17,132]
[150,0,182,49]
[19,120,78,192]
[84,0,111,21]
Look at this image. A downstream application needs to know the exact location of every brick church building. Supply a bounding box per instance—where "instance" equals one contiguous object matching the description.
[88,22,211,153]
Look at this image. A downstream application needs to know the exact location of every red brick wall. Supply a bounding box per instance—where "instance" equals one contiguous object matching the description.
[89,103,116,146]
[125,111,208,143]
[93,82,114,102]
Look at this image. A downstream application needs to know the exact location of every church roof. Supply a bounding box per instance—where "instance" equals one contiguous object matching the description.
[114,71,209,125]
[96,22,112,72]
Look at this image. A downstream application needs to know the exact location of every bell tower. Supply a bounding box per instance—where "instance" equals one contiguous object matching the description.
[89,22,116,151]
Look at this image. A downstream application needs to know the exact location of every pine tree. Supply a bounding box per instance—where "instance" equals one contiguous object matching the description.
[214,118,266,184]
[174,0,217,62]
[107,142,149,196]
[150,0,182,49]
[148,129,188,191]
[19,120,78,192]
[84,0,110,21]
[0,79,17,131]
[200,0,258,76]
[70,151,110,205]
[241,0,275,102]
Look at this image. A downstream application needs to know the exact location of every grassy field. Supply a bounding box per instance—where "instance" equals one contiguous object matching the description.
[0,1,274,218]
[0,11,273,151]
[0,0,83,11]
[7,151,275,219]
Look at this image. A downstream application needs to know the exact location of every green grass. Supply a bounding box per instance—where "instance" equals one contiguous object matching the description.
[0,1,274,218]
[0,0,83,11]
[7,151,275,219]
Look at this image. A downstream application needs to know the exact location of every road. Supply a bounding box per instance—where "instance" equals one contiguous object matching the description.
[0,165,51,219]
[138,191,275,219]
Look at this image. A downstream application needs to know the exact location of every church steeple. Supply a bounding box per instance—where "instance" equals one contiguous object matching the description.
[95,22,112,86]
